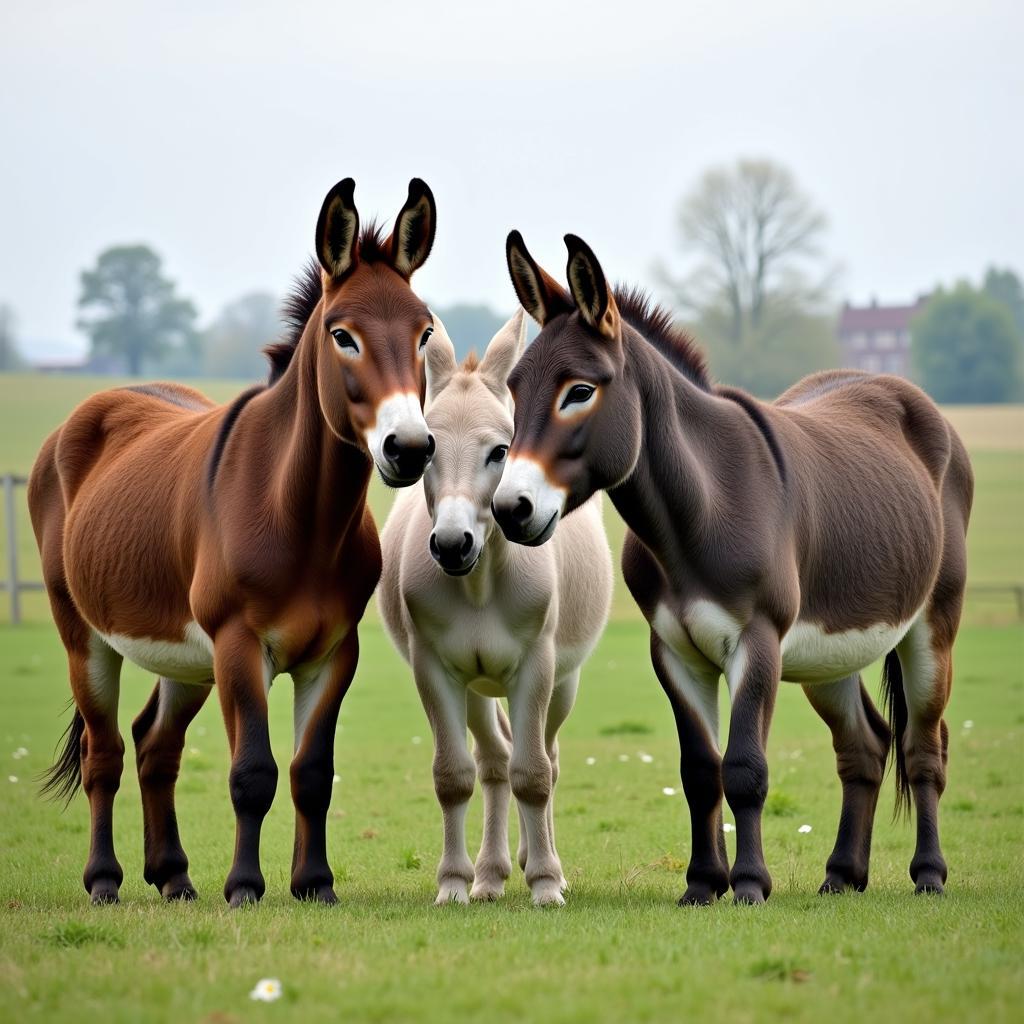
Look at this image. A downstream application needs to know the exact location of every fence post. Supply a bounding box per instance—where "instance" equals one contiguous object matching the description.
[4,473,20,626]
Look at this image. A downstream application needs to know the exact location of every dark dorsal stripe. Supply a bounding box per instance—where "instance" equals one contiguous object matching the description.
[613,285,711,392]
[119,384,208,411]
[206,385,265,496]
[716,386,788,484]
[265,222,394,386]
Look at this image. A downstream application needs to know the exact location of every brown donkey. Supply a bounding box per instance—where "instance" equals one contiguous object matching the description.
[30,178,438,906]
[493,231,973,904]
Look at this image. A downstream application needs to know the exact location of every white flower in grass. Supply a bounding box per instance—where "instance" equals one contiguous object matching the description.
[639,753,653,764]
[411,736,422,745]
[332,774,341,785]
[722,822,735,833]
[618,754,630,762]
[8,776,17,783]
[12,747,28,760]
[585,757,596,766]
[963,720,974,730]
[250,978,283,1002]
[662,787,676,796]
[798,824,813,834]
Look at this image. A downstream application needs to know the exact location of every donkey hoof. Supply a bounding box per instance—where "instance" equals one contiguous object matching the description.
[292,884,338,905]
[679,885,718,906]
[914,876,945,896]
[228,885,261,908]
[818,876,847,895]
[89,879,120,905]
[435,880,470,905]
[530,880,566,907]
[161,874,198,901]
[470,881,505,901]
[732,881,767,905]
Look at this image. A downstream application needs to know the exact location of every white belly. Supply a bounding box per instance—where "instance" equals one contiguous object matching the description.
[98,622,215,684]
[660,599,919,686]
[780,617,916,683]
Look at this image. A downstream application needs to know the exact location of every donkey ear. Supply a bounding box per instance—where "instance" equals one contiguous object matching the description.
[389,178,437,280]
[506,231,572,325]
[316,178,360,280]
[478,308,527,397]
[425,312,459,406]
[565,234,620,341]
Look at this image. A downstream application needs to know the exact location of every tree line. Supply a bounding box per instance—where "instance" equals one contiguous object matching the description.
[1,159,1021,402]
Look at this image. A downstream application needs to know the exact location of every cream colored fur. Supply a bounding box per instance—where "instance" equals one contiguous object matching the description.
[378,311,613,906]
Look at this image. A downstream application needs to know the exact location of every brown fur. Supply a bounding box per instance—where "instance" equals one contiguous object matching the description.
[30,179,438,906]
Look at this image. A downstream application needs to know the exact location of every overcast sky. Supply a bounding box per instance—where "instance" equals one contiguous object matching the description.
[1,0,1021,359]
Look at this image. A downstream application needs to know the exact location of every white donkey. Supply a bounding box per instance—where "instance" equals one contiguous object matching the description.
[378,311,612,906]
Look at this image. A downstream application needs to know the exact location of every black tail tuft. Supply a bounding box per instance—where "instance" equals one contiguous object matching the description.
[880,651,911,821]
[39,703,85,807]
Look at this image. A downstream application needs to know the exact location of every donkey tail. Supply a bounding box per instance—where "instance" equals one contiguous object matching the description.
[39,704,85,806]
[880,651,911,820]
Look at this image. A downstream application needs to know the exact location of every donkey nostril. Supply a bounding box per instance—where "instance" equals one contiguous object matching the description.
[460,532,473,557]
[511,495,533,525]
[425,434,436,457]
[383,434,400,460]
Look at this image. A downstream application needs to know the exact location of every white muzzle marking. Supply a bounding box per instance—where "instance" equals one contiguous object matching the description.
[366,391,430,482]
[494,456,567,544]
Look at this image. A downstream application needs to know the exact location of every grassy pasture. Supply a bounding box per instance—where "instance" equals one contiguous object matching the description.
[0,375,1021,624]
[0,373,1021,1022]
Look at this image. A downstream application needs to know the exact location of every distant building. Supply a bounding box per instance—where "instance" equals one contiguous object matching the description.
[837,296,928,377]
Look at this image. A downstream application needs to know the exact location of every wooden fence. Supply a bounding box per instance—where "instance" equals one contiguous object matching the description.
[1,473,1022,626]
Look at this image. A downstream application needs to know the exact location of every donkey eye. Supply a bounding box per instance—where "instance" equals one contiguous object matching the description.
[486,445,508,465]
[560,383,596,411]
[419,326,434,351]
[331,328,359,353]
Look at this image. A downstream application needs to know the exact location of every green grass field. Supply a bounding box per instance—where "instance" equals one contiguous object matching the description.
[0,374,1022,1022]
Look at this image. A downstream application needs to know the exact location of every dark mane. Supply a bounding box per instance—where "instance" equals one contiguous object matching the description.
[263,222,394,385]
[613,285,711,392]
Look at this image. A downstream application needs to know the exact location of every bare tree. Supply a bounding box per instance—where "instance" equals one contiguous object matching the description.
[662,159,833,347]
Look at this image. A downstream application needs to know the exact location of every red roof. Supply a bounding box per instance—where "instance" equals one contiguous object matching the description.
[839,299,927,334]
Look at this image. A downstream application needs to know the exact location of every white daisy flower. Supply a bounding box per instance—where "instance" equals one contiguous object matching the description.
[662,787,676,796]
[8,776,17,783]
[618,754,630,762]
[332,774,341,784]
[722,822,735,833]
[585,757,596,766]
[411,736,422,745]
[639,753,654,764]
[250,978,283,1002]
[12,747,28,760]
[189,747,201,756]
[798,824,812,834]
[963,720,974,730]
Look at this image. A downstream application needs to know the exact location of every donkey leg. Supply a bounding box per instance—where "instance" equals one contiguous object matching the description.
[802,675,889,894]
[544,671,581,893]
[507,645,563,906]
[650,634,729,905]
[132,678,212,900]
[289,633,358,904]
[413,644,475,905]
[467,693,513,900]
[897,619,954,894]
[214,621,277,907]
[72,637,126,905]
[722,621,780,905]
